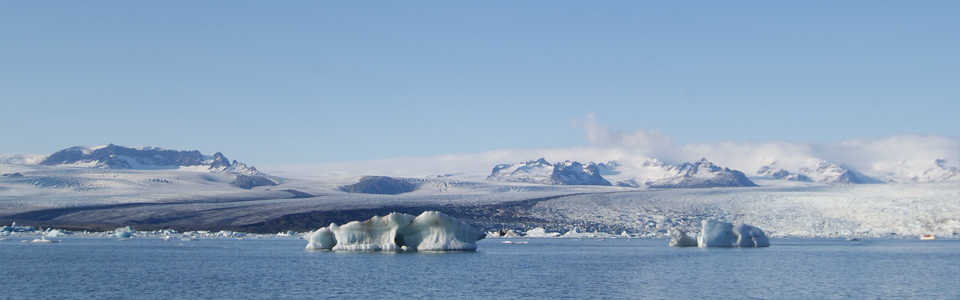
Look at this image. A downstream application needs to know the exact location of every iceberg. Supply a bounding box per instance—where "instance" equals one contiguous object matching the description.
[45,229,68,238]
[113,226,135,238]
[698,219,770,247]
[670,219,770,247]
[523,227,560,238]
[668,229,698,247]
[1,222,36,233]
[305,211,485,251]
[486,229,521,238]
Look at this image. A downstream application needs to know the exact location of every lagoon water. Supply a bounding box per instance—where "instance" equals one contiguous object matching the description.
[1,237,958,299]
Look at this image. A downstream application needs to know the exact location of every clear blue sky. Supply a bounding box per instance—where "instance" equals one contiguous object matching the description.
[2,1,957,165]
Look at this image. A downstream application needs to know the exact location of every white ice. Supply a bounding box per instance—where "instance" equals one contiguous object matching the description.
[45,229,67,238]
[523,227,560,238]
[668,229,698,247]
[698,219,769,247]
[305,211,485,251]
[114,226,134,238]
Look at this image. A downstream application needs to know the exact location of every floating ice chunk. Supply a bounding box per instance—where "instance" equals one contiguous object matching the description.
[45,229,68,238]
[305,211,485,252]
[732,223,770,247]
[523,227,560,238]
[329,212,414,251]
[398,211,485,251]
[697,219,769,247]
[486,229,521,238]
[668,229,698,247]
[560,227,616,239]
[1,222,36,233]
[216,230,245,238]
[113,226,134,238]
[31,236,59,243]
[305,228,336,250]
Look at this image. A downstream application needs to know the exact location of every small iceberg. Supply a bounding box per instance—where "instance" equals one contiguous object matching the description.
[668,229,699,247]
[45,229,68,238]
[523,227,560,238]
[559,227,616,239]
[487,229,522,238]
[1,222,36,233]
[670,219,770,248]
[113,226,135,239]
[502,240,528,244]
[305,211,485,252]
[30,236,59,243]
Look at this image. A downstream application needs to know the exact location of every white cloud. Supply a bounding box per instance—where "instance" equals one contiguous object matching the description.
[573,113,675,153]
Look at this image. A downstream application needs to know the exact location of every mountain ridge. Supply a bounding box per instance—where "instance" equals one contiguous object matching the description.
[22,144,264,176]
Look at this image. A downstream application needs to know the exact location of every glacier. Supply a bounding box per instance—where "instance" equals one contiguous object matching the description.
[305,211,485,251]
[2,155,958,238]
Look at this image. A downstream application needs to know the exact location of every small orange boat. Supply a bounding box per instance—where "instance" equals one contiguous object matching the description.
[920,234,936,240]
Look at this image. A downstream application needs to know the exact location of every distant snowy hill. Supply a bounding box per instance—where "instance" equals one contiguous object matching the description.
[869,159,960,183]
[0,154,48,165]
[487,158,611,186]
[28,144,263,175]
[614,158,756,189]
[341,176,418,195]
[917,159,960,182]
[757,159,861,184]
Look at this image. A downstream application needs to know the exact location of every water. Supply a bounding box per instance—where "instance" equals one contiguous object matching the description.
[1,237,958,299]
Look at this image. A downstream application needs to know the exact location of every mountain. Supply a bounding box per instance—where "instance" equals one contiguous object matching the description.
[757,160,860,184]
[756,166,811,182]
[915,159,960,182]
[34,144,263,175]
[866,159,960,183]
[487,158,611,186]
[639,158,757,188]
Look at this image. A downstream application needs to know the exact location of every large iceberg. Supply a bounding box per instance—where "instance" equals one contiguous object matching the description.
[305,211,485,251]
[670,219,770,247]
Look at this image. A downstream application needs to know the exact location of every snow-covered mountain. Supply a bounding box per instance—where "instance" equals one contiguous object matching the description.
[487,158,611,186]
[916,159,960,182]
[616,158,756,188]
[757,159,861,184]
[26,144,263,175]
[865,159,960,183]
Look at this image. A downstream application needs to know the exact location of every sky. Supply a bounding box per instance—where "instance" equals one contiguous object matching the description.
[2,1,958,166]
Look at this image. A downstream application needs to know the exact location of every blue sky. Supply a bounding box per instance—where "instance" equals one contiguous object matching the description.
[2,1,957,165]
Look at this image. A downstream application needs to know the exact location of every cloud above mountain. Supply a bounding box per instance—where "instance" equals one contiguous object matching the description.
[261,114,959,182]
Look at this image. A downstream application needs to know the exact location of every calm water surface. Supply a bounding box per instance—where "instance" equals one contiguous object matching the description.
[1,237,957,299]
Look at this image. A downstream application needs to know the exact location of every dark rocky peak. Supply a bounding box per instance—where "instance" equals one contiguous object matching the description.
[231,175,277,189]
[39,147,88,166]
[935,159,947,168]
[341,176,418,195]
[36,144,263,175]
[550,161,612,186]
[210,152,232,169]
